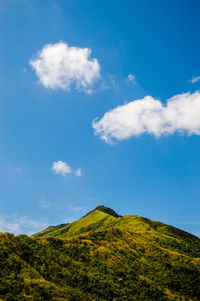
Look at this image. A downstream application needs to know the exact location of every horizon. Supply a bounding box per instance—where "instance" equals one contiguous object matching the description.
[0,0,200,237]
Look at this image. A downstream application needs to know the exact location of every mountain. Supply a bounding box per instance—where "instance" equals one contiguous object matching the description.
[84,205,122,218]
[32,205,120,239]
[1,206,200,300]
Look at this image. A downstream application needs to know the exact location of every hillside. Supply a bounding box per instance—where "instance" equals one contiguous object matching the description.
[0,206,200,300]
[32,205,119,239]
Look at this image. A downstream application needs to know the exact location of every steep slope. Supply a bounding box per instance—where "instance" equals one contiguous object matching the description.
[0,233,89,301]
[33,223,69,238]
[33,206,118,239]
[33,207,200,257]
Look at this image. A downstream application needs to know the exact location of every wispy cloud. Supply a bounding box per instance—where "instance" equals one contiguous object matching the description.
[92,91,200,143]
[0,215,47,235]
[12,167,22,173]
[75,168,82,177]
[7,166,22,175]
[189,75,200,84]
[30,41,100,93]
[39,199,52,209]
[68,205,88,213]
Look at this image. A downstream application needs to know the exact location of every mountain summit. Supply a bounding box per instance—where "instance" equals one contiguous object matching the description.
[86,205,122,218]
[33,205,120,239]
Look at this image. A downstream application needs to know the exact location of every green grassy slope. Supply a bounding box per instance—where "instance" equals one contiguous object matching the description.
[1,207,200,300]
[33,208,200,258]
[108,214,200,257]
[33,207,118,239]
[33,223,69,238]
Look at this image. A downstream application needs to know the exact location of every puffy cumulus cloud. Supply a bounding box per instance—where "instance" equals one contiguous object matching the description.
[52,160,71,176]
[92,91,200,143]
[52,161,82,177]
[30,42,100,93]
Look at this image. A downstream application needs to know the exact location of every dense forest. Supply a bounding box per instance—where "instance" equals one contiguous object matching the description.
[0,206,200,300]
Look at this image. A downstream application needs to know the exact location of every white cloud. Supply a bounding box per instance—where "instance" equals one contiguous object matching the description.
[126,73,137,85]
[92,91,200,143]
[189,76,200,84]
[75,168,82,177]
[8,167,22,174]
[11,167,22,173]
[52,160,71,176]
[68,205,87,212]
[0,215,47,235]
[39,199,52,209]
[52,161,82,177]
[30,41,100,93]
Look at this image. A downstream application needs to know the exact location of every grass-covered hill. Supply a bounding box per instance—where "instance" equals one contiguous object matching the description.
[32,206,119,239]
[1,206,200,300]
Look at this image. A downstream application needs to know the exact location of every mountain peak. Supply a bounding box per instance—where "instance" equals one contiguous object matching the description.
[82,205,121,219]
[92,205,122,218]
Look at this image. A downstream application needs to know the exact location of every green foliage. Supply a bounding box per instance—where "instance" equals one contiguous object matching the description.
[84,205,122,218]
[33,209,116,239]
[1,209,200,300]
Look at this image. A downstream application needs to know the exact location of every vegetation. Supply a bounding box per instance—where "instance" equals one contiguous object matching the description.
[33,208,117,239]
[1,206,200,300]
[83,205,122,218]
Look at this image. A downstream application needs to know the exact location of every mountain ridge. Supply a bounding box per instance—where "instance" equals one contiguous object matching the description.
[33,207,118,239]
[32,206,200,258]
[33,205,200,242]
[1,205,200,300]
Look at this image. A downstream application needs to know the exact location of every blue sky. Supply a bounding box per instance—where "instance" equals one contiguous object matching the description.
[0,0,200,236]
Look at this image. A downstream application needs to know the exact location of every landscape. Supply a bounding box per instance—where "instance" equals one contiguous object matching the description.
[1,1,200,300]
[1,205,200,300]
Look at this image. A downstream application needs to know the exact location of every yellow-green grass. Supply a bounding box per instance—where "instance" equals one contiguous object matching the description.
[33,209,117,239]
